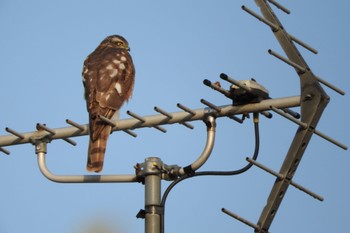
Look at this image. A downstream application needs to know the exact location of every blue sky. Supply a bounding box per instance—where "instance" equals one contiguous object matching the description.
[0,1,349,233]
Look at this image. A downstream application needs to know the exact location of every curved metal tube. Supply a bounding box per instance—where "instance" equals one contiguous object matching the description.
[37,151,138,183]
[178,115,216,176]
[36,116,216,183]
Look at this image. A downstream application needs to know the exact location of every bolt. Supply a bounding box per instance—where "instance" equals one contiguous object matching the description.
[303,94,313,101]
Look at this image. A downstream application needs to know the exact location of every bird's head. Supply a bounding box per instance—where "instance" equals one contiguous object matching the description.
[101,35,130,51]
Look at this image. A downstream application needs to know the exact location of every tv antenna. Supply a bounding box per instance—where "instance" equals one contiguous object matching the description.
[0,1,347,233]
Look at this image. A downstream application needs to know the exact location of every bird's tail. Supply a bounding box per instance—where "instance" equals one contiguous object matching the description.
[87,125,112,173]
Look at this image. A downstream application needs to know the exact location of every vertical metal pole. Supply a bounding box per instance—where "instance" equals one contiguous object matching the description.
[144,157,163,233]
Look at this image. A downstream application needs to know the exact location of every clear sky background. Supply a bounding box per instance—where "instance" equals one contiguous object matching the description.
[0,1,349,233]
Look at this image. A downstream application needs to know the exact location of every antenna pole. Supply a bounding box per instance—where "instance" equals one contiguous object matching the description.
[141,157,163,233]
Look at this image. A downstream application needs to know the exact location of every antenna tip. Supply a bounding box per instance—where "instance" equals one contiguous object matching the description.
[203,79,211,86]
[220,73,228,80]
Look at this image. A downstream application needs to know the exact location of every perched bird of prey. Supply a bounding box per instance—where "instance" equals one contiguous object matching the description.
[82,35,135,172]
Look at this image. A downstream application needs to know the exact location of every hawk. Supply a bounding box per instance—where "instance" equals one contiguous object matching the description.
[82,35,135,172]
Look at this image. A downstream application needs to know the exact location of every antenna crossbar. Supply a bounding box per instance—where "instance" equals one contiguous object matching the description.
[0,96,300,151]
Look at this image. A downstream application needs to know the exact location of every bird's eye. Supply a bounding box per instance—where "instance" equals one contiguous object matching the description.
[116,42,123,46]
